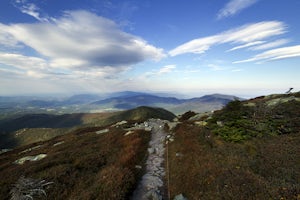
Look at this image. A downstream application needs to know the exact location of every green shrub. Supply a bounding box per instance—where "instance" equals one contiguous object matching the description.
[213,126,249,142]
[208,95,300,142]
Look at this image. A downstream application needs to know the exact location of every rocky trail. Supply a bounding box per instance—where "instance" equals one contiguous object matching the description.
[131,119,168,200]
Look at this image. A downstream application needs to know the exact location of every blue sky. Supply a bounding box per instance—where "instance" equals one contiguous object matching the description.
[0,0,300,97]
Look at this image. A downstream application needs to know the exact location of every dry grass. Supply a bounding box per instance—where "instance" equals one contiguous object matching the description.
[0,125,150,200]
[167,122,300,199]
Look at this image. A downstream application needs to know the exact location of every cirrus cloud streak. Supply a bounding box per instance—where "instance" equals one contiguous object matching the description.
[169,21,286,57]
[217,0,258,19]
[234,45,300,63]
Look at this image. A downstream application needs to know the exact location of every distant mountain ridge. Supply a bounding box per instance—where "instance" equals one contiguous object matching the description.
[91,93,241,114]
[187,93,240,103]
[92,94,183,109]
[0,91,241,117]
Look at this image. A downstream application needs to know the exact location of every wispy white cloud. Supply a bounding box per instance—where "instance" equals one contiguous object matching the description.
[142,65,176,78]
[181,66,202,74]
[228,39,290,52]
[0,51,130,80]
[207,63,241,72]
[234,45,300,63]
[217,0,258,19]
[207,64,225,71]
[0,52,47,71]
[158,65,176,74]
[0,67,23,77]
[249,39,290,51]
[20,3,48,22]
[0,24,20,48]
[13,0,49,22]
[169,21,286,56]
[0,52,61,78]
[0,10,165,71]
[231,68,243,72]
[227,41,265,52]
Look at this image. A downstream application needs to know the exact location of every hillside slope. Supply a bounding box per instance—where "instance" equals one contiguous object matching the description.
[207,92,300,141]
[103,106,176,123]
[0,125,151,199]
[0,106,175,149]
[167,92,300,199]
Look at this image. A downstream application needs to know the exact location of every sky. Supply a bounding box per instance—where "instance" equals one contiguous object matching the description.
[0,0,300,98]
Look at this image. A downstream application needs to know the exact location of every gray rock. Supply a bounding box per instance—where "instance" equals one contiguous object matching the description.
[53,141,65,146]
[145,190,162,200]
[19,145,43,154]
[112,120,128,127]
[175,152,183,157]
[145,127,152,131]
[174,193,188,200]
[96,128,109,134]
[14,154,47,165]
[217,121,224,127]
[135,165,142,169]
[148,148,154,154]
[124,130,134,136]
